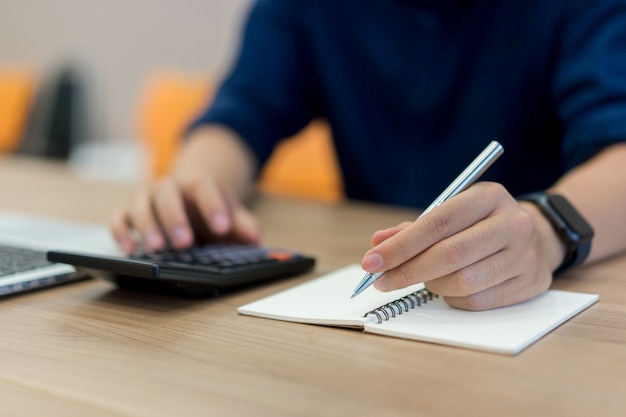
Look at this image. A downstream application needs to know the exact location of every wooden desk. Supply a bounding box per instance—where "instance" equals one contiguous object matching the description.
[1,156,625,417]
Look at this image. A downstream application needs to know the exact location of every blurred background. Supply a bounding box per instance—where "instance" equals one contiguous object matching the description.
[0,0,253,181]
[1,0,343,202]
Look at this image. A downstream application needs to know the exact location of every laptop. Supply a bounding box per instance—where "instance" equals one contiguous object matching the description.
[0,211,120,297]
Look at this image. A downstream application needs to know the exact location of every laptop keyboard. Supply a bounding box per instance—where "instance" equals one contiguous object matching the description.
[0,244,52,278]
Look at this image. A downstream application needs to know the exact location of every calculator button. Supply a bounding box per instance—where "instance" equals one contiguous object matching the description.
[265,251,294,261]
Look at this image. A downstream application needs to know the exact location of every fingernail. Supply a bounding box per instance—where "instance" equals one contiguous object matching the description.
[211,213,230,234]
[362,253,384,271]
[119,237,134,254]
[144,231,163,250]
[172,226,192,247]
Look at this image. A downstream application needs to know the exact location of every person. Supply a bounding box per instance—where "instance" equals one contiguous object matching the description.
[111,0,626,311]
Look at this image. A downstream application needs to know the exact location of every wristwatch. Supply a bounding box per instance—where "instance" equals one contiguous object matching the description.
[517,192,594,274]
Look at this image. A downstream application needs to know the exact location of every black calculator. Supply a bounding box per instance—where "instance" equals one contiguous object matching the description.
[47,244,315,297]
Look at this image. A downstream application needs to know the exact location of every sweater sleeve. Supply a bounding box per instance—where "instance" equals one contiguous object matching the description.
[189,0,318,169]
[553,0,626,168]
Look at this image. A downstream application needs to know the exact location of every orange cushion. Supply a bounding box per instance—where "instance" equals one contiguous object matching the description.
[136,70,213,179]
[136,70,343,202]
[0,69,36,153]
[258,120,343,203]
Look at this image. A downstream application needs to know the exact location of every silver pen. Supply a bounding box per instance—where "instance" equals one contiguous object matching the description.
[350,140,504,299]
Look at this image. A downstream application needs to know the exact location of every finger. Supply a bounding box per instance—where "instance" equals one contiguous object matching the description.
[370,222,412,246]
[373,212,508,291]
[110,208,137,254]
[423,245,528,297]
[187,179,233,238]
[230,205,261,244]
[152,179,194,249]
[441,269,551,311]
[129,189,166,252]
[423,206,536,296]
[363,184,497,274]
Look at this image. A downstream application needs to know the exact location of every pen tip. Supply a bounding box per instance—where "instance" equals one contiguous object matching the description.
[350,293,356,299]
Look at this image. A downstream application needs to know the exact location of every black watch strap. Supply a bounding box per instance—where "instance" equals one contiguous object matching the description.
[517,192,594,274]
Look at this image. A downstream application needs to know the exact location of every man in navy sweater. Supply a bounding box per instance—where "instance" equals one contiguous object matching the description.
[112,0,626,310]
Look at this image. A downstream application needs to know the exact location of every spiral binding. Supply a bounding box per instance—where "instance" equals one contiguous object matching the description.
[365,288,438,324]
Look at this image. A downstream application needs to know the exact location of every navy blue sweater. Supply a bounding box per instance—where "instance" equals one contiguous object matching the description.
[193,0,626,208]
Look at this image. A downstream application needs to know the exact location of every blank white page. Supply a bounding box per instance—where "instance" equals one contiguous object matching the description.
[238,264,425,326]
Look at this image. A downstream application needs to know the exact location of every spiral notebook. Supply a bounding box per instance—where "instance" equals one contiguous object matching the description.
[238,264,598,355]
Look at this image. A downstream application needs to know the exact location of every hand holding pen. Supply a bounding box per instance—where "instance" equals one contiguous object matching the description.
[352,141,504,298]
[350,140,557,311]
[353,139,564,311]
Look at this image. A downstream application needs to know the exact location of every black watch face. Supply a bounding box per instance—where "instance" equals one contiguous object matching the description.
[547,195,594,241]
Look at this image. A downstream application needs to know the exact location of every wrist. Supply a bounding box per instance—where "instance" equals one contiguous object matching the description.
[178,125,257,200]
[517,192,594,274]
[519,201,567,273]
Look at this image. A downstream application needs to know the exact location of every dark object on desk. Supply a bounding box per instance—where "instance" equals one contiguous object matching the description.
[19,63,89,159]
[48,244,315,297]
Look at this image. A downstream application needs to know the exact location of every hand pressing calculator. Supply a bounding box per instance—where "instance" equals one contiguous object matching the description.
[47,244,315,297]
